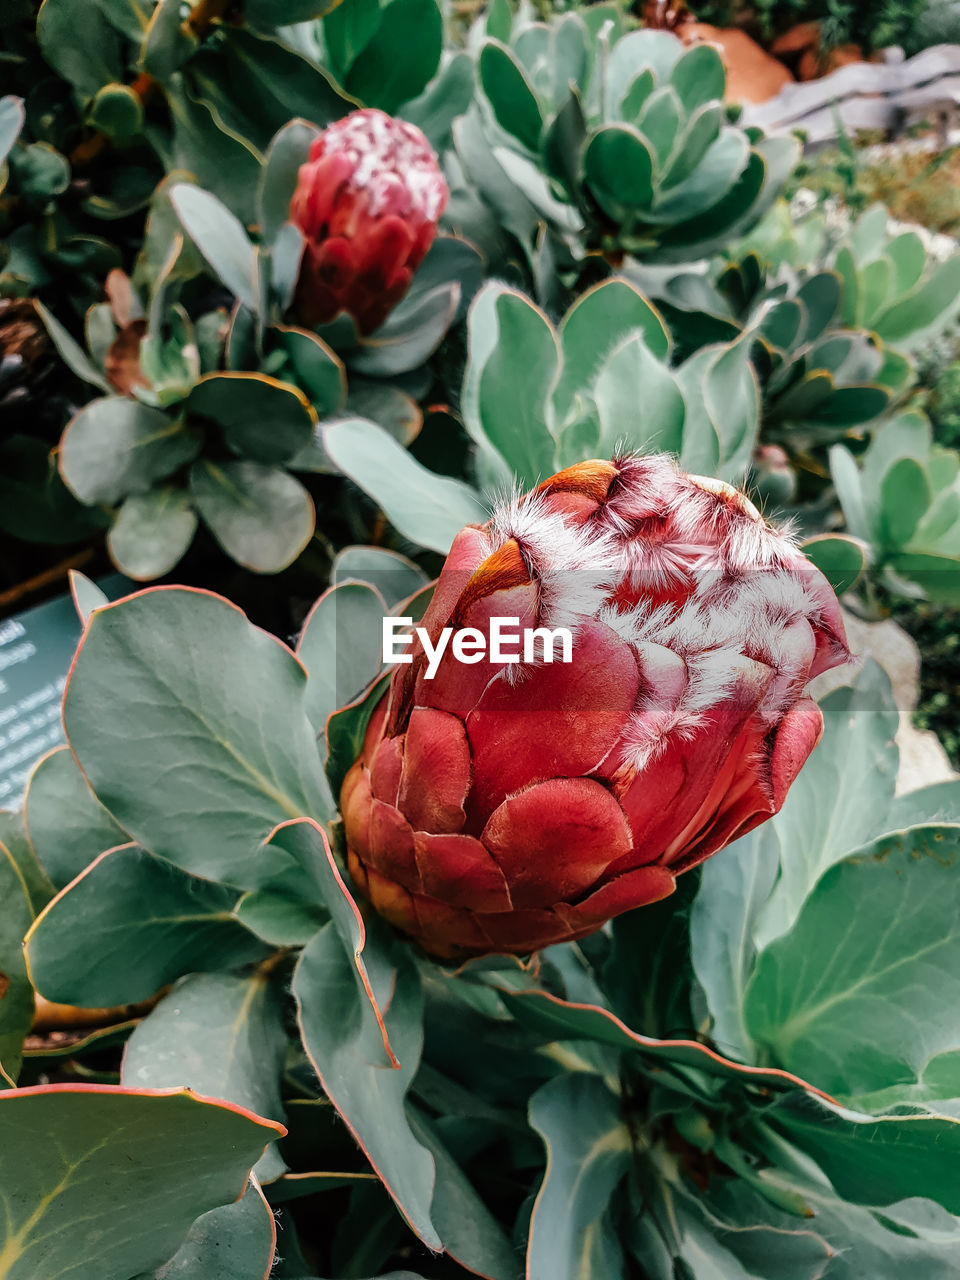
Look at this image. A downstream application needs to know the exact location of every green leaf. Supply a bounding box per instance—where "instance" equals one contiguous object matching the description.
[290,820,440,1249]
[462,284,560,487]
[881,456,931,548]
[755,663,899,948]
[400,51,475,153]
[170,183,259,313]
[884,232,926,295]
[0,96,25,169]
[451,110,540,254]
[322,0,381,79]
[323,419,488,555]
[485,0,512,40]
[34,300,112,393]
[87,83,144,139]
[407,1108,521,1280]
[584,125,654,216]
[801,534,866,596]
[325,675,390,800]
[594,333,685,457]
[661,102,723,189]
[187,374,317,467]
[185,27,351,153]
[346,0,443,113]
[649,128,748,224]
[495,984,833,1094]
[675,347,721,475]
[635,86,682,167]
[746,826,960,1096]
[165,87,262,225]
[691,826,780,1064]
[554,279,670,424]
[124,971,288,1183]
[10,142,70,198]
[0,819,38,1085]
[233,818,331,947]
[0,436,108,544]
[0,807,53,916]
[670,42,725,113]
[24,744,127,889]
[700,335,759,480]
[703,1172,960,1280]
[347,382,422,449]
[297,582,386,737]
[60,398,201,507]
[605,29,683,104]
[891,551,960,604]
[133,1179,276,1280]
[190,459,316,573]
[25,844,269,1007]
[0,1085,282,1280]
[480,41,544,152]
[874,256,960,345]
[332,546,429,606]
[272,325,346,418]
[140,0,198,82]
[769,1093,960,1215]
[36,0,123,96]
[246,0,342,22]
[829,444,871,542]
[258,118,320,245]
[527,1074,630,1280]
[108,488,199,581]
[351,283,459,378]
[63,587,332,888]
[889,780,960,831]
[543,87,587,197]
[806,385,890,430]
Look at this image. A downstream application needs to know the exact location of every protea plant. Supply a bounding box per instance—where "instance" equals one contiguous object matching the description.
[342,454,851,958]
[290,108,449,335]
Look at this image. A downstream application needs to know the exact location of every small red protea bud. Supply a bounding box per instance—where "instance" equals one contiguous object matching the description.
[289,109,448,336]
[341,455,851,960]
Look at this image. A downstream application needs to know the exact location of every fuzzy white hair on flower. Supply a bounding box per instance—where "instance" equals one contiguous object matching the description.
[485,489,620,634]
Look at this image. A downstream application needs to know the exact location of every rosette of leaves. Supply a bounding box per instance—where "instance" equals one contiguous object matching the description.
[7,574,960,1277]
[453,9,798,296]
[831,409,960,603]
[635,253,913,455]
[736,200,960,353]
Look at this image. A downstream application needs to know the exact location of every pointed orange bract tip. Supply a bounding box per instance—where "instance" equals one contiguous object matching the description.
[535,459,619,503]
[456,538,531,615]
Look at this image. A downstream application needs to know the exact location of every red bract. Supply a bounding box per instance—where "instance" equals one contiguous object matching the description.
[342,456,851,958]
[289,109,448,335]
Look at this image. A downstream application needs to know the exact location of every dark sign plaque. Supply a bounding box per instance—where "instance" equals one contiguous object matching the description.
[0,575,128,806]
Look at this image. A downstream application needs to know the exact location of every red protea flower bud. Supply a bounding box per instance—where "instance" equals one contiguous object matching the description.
[341,455,851,959]
[289,109,448,335]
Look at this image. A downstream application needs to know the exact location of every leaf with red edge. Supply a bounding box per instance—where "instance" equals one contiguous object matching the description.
[297,581,386,739]
[283,818,396,1071]
[491,984,835,1101]
[0,1084,283,1280]
[0,813,42,1086]
[24,844,270,1008]
[290,817,439,1251]
[62,587,333,890]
